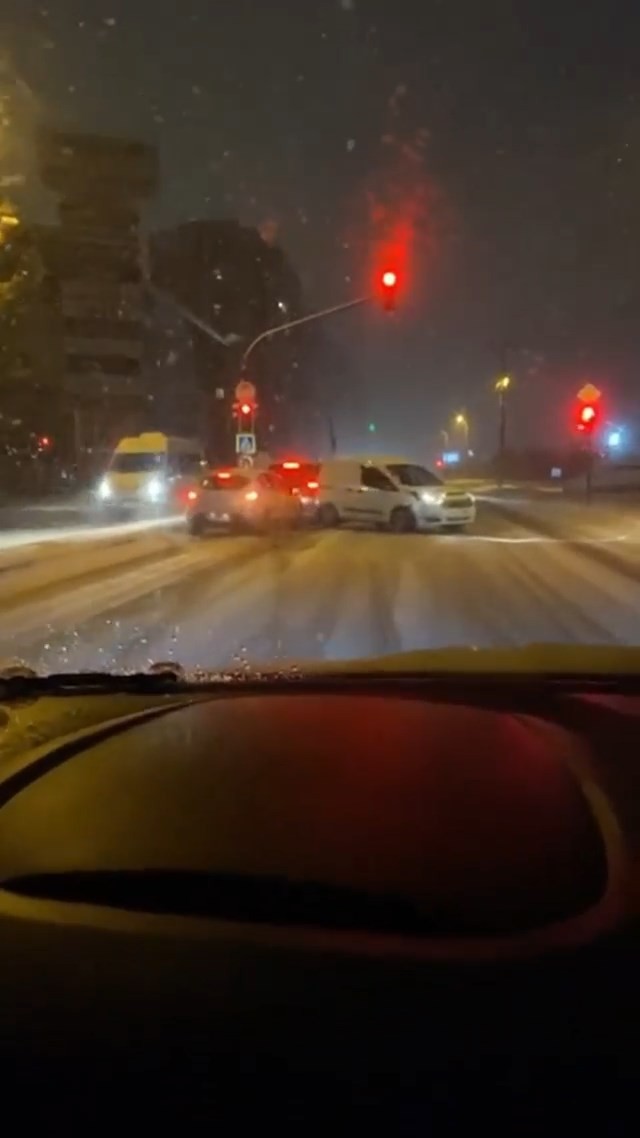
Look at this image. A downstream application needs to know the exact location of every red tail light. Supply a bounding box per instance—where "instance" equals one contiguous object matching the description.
[216,470,231,480]
[282,461,300,470]
[187,489,198,501]
[307,480,319,491]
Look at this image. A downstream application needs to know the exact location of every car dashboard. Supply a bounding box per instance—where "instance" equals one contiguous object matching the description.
[0,673,638,1125]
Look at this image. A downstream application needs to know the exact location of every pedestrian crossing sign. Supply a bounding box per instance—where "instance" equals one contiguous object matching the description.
[235,432,256,456]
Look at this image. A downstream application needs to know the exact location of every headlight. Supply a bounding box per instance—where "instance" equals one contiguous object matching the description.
[97,477,112,501]
[146,476,165,502]
[421,491,444,504]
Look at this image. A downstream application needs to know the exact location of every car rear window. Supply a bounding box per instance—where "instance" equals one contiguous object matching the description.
[270,463,319,487]
[202,473,249,491]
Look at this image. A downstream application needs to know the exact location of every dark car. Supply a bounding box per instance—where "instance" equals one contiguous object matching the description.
[268,460,321,522]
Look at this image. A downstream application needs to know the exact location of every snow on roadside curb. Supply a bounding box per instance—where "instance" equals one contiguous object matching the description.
[0,522,187,609]
[484,497,640,543]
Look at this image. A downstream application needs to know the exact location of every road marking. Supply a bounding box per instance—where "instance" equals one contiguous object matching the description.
[447,534,632,545]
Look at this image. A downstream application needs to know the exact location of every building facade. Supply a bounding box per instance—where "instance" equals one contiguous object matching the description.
[36,128,159,457]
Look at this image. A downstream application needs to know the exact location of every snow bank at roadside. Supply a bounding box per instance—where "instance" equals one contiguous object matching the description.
[0,519,186,608]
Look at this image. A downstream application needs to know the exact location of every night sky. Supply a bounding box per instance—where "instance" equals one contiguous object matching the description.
[2,1,640,456]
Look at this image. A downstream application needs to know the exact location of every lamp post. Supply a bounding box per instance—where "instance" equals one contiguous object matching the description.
[495,375,511,485]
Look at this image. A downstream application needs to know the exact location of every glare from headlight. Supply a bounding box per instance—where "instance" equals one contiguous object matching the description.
[421,491,444,504]
[97,477,112,501]
[146,476,164,502]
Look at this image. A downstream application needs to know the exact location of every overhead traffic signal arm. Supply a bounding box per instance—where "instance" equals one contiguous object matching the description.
[239,277,401,372]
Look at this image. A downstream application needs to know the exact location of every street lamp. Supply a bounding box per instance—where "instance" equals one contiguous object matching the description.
[453,412,469,451]
[453,414,469,457]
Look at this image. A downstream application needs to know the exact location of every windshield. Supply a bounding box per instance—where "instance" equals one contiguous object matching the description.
[387,465,442,488]
[109,454,164,474]
[0,6,635,683]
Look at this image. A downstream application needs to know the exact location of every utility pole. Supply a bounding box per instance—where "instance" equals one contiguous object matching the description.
[495,351,511,487]
[328,413,337,455]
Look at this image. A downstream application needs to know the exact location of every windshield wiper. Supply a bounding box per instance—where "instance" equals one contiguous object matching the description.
[1,868,446,935]
[3,660,639,705]
[0,664,204,701]
[0,664,306,702]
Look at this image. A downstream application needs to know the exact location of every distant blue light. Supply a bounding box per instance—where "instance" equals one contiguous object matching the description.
[442,451,460,465]
[608,430,621,448]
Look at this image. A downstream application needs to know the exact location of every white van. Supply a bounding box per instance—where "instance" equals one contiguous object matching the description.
[95,432,205,513]
[316,456,476,532]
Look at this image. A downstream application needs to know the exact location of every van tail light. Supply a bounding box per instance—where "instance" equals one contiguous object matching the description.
[187,489,198,502]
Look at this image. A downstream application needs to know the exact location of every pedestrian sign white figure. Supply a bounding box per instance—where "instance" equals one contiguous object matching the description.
[235,432,256,456]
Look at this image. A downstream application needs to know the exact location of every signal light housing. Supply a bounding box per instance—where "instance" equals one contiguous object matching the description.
[233,400,257,420]
[577,403,598,434]
[380,269,398,312]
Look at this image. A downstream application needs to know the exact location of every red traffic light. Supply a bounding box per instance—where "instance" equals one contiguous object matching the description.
[576,403,598,433]
[233,400,256,418]
[380,268,398,312]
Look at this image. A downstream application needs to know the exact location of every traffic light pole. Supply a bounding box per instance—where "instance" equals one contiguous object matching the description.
[585,439,593,505]
[146,281,374,462]
[498,390,507,485]
[327,413,337,456]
